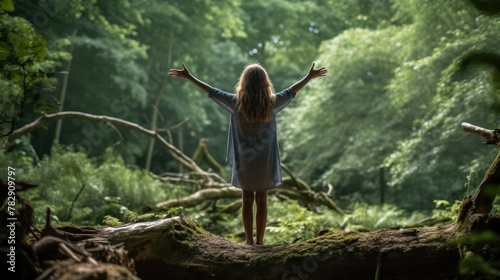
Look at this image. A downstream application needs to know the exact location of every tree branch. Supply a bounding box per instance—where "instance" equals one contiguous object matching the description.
[2,111,207,176]
[461,122,500,145]
[460,122,500,216]
[156,187,241,209]
[155,180,344,214]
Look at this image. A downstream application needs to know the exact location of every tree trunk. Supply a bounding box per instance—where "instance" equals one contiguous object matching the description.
[144,29,174,172]
[73,216,481,280]
[14,204,499,280]
[54,29,77,143]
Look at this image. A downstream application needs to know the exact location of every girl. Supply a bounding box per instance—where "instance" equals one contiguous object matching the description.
[168,62,327,245]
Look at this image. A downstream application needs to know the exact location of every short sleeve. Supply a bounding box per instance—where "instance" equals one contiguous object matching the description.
[273,88,296,113]
[208,88,237,113]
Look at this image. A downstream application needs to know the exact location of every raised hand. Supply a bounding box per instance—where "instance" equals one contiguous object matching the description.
[167,63,213,93]
[168,63,191,79]
[307,63,328,79]
[290,62,328,93]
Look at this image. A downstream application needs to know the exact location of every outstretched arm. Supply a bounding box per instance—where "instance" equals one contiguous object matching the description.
[290,63,328,93]
[168,63,213,94]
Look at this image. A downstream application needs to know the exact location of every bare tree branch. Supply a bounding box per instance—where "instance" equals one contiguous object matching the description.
[461,122,500,145]
[459,121,500,217]
[2,111,208,176]
[155,181,344,214]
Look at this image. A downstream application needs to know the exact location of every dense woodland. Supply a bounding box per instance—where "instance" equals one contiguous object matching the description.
[1,0,500,279]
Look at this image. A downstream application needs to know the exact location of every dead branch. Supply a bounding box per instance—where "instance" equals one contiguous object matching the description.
[281,163,312,191]
[459,122,500,218]
[461,122,500,145]
[274,187,344,214]
[192,138,227,178]
[156,187,241,209]
[155,180,343,214]
[150,170,228,188]
[2,111,207,175]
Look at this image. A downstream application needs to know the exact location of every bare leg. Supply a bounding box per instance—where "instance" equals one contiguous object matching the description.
[242,190,255,245]
[255,190,268,245]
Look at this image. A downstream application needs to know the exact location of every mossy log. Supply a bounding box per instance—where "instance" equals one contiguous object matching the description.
[86,216,476,280]
[34,211,499,280]
[9,204,500,280]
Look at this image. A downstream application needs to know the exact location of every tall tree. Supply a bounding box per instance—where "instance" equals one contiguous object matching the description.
[137,0,246,172]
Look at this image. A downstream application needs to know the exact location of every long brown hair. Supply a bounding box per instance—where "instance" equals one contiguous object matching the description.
[236,64,276,123]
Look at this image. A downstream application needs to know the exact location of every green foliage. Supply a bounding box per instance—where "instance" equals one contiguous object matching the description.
[22,145,167,225]
[266,197,341,243]
[0,0,14,12]
[102,215,123,227]
[0,10,58,134]
[268,200,423,243]
[341,202,426,231]
[0,135,37,175]
[282,26,404,205]
[432,199,461,221]
[281,0,500,210]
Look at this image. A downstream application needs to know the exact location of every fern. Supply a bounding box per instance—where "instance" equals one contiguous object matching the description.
[103,215,123,226]
[20,144,169,226]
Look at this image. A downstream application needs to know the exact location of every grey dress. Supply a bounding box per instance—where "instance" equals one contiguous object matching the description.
[208,87,296,192]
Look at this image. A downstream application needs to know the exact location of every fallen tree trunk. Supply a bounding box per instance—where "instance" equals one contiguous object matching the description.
[12,204,500,280]
[94,216,465,280]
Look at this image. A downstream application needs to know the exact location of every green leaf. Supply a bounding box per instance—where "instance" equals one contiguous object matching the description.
[434,200,450,208]
[0,42,10,60]
[0,0,14,11]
